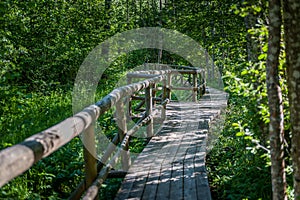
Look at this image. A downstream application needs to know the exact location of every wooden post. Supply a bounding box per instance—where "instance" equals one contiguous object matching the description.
[199,70,205,97]
[162,77,167,120]
[202,70,206,95]
[167,73,172,100]
[116,100,130,171]
[152,83,157,108]
[181,74,184,85]
[127,76,133,118]
[198,71,202,98]
[145,86,153,137]
[192,72,198,102]
[82,124,98,194]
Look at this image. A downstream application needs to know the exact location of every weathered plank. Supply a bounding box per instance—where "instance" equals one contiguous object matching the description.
[115,88,227,200]
[156,132,184,200]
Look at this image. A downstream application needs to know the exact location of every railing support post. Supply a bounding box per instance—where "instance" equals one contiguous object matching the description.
[152,83,157,108]
[127,76,133,118]
[162,77,167,120]
[192,72,198,102]
[167,73,172,100]
[83,123,98,196]
[116,100,130,171]
[145,86,153,137]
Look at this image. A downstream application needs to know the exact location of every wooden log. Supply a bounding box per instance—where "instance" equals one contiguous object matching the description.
[98,133,119,169]
[152,87,163,92]
[131,96,162,102]
[0,75,166,187]
[126,74,160,79]
[127,70,171,77]
[167,73,172,100]
[107,170,127,178]
[83,110,156,199]
[127,69,203,76]
[69,180,85,200]
[116,100,130,171]
[83,148,122,200]
[161,98,170,106]
[145,86,153,137]
[170,86,198,91]
[82,124,98,193]
[171,69,202,74]
[95,75,166,116]
[156,64,205,72]
[192,73,198,102]
[82,167,110,200]
[133,100,145,112]
[162,77,167,120]
[127,76,132,118]
[152,83,157,108]
[70,132,120,199]
[0,104,100,187]
[121,110,157,148]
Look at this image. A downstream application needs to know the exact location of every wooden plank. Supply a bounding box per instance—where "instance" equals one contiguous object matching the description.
[183,139,198,199]
[156,134,184,200]
[142,134,181,199]
[193,130,212,200]
[170,161,184,200]
[124,141,163,199]
[168,122,197,200]
[115,138,163,199]
[115,93,227,200]
[166,127,192,198]
[141,154,165,199]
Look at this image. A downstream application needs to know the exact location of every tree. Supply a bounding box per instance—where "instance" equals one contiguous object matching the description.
[283,1,300,199]
[266,0,287,199]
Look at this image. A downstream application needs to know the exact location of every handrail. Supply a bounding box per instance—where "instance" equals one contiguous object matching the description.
[0,68,206,199]
[0,74,166,187]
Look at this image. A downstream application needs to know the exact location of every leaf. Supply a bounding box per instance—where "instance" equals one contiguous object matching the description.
[241,70,248,75]
[252,5,262,13]
[258,53,267,60]
[232,123,239,127]
[244,136,253,140]
[236,132,244,137]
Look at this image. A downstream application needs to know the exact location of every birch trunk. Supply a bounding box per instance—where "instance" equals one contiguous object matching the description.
[266,0,287,199]
[283,1,300,198]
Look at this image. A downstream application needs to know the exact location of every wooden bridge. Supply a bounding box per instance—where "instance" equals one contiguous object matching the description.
[0,66,227,199]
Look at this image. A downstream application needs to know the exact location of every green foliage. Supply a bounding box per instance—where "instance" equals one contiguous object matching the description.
[0,89,72,148]
[0,0,293,199]
[206,0,293,198]
[207,103,272,199]
[0,138,84,199]
[98,178,123,200]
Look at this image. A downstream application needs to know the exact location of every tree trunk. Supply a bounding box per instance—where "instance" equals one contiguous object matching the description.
[102,0,111,56]
[266,0,287,199]
[282,1,300,199]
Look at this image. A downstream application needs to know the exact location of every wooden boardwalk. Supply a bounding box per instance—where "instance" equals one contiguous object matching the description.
[115,88,227,200]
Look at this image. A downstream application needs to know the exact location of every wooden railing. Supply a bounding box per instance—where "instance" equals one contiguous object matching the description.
[0,67,205,199]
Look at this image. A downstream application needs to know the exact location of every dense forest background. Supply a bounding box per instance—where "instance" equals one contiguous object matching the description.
[0,0,299,199]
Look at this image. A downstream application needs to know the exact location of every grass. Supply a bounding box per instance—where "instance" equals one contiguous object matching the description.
[206,102,273,200]
[0,68,150,199]
[0,88,85,198]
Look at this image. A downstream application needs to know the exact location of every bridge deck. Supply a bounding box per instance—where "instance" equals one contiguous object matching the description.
[115,88,227,200]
